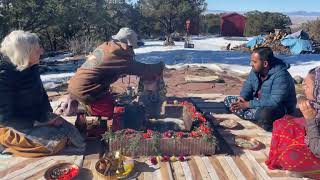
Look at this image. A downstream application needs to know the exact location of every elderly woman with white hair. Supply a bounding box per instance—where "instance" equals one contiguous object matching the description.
[0,30,84,157]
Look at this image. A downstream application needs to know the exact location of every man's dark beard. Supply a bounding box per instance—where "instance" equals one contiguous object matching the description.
[253,65,264,73]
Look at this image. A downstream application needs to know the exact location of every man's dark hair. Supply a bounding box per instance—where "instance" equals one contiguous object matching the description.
[252,47,275,65]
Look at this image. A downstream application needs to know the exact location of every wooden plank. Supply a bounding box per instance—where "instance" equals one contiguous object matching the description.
[230,148,254,175]
[243,149,271,180]
[142,158,161,180]
[230,147,268,180]
[153,164,162,180]
[191,98,225,103]
[201,156,220,180]
[209,156,229,180]
[250,150,267,163]
[193,156,211,180]
[216,155,238,180]
[171,161,186,180]
[199,108,228,114]
[271,178,310,180]
[187,94,227,100]
[0,158,38,178]
[136,158,144,180]
[143,160,154,180]
[259,163,288,177]
[188,157,203,180]
[9,159,57,180]
[223,156,246,180]
[2,157,63,180]
[185,75,220,83]
[160,162,174,180]
[216,129,270,180]
[232,156,255,180]
[181,161,193,180]
[166,161,175,180]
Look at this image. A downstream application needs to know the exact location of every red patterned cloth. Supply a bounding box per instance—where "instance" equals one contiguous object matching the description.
[88,94,114,117]
[113,106,125,131]
[266,115,320,179]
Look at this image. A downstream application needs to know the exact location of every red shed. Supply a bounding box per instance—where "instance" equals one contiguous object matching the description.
[220,13,246,36]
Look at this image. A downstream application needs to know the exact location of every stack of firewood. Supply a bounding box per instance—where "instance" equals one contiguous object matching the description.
[252,31,290,54]
[232,31,291,54]
[312,40,320,54]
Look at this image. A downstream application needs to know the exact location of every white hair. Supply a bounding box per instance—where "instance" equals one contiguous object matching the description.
[0,30,40,70]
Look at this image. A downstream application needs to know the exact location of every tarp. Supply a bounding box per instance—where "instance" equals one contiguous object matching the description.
[281,30,313,55]
[247,35,266,49]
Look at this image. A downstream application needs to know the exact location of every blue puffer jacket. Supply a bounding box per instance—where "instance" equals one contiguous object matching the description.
[240,58,297,114]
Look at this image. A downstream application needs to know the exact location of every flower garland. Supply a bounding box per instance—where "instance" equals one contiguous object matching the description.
[102,101,216,154]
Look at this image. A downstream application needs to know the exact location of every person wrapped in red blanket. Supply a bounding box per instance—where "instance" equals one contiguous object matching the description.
[266,67,320,179]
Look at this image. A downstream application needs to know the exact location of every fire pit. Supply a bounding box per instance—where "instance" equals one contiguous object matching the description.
[104,101,217,156]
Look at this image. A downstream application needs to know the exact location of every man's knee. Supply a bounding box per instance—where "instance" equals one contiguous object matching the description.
[224,96,238,108]
[256,107,285,131]
[258,108,273,121]
[258,108,285,121]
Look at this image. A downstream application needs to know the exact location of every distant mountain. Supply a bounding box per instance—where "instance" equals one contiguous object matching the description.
[205,10,320,17]
[285,11,320,17]
[204,10,244,15]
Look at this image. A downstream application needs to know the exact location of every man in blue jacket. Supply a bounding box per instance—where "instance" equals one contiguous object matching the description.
[224,47,297,131]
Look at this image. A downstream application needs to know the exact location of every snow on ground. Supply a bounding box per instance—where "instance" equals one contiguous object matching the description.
[135,36,320,77]
[40,60,83,89]
[41,36,320,89]
[42,53,74,62]
[41,73,75,89]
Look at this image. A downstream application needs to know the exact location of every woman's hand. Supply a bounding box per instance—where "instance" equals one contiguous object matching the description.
[54,95,78,116]
[299,100,317,120]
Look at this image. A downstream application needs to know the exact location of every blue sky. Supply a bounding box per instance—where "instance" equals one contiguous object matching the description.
[206,0,319,12]
[131,0,320,12]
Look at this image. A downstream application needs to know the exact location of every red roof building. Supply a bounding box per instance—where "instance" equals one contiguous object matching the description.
[220,13,246,36]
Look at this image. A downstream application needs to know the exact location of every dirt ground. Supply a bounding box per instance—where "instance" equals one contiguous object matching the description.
[47,65,305,103]
[47,66,247,102]
[112,66,245,97]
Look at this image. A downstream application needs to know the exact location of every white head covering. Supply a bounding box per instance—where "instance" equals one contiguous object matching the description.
[112,27,138,49]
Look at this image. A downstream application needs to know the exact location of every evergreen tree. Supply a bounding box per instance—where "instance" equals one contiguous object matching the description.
[244,11,292,36]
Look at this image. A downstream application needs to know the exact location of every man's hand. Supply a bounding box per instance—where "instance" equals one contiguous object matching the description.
[299,100,317,120]
[230,97,249,111]
[237,96,245,103]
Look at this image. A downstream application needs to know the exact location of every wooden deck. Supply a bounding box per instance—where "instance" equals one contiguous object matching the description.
[1,93,309,179]
[78,94,309,180]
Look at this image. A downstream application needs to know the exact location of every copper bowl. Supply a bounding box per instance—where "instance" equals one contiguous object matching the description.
[234,135,262,150]
[94,156,134,180]
[44,163,79,180]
